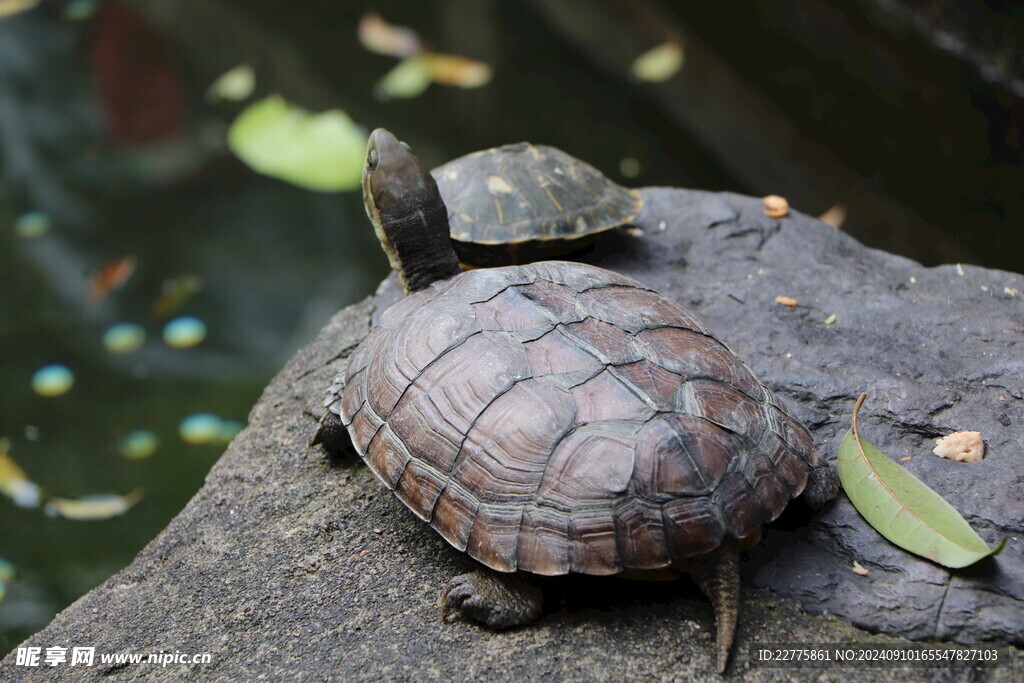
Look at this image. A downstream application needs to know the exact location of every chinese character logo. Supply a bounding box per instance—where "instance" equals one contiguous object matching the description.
[15,647,41,667]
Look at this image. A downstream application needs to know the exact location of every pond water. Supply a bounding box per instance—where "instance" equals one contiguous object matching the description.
[1,0,1018,656]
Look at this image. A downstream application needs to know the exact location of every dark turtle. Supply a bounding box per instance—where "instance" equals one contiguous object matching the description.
[313,129,838,673]
[432,142,642,266]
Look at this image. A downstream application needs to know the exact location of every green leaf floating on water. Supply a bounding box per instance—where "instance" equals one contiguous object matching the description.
[227,96,365,192]
[375,58,433,100]
[838,394,1005,568]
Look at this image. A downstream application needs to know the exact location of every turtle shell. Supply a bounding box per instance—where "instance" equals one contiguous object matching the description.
[432,143,642,265]
[326,261,818,576]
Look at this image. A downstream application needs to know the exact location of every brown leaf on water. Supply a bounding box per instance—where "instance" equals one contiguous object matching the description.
[89,256,137,303]
[358,12,422,58]
[152,273,203,319]
[420,53,492,88]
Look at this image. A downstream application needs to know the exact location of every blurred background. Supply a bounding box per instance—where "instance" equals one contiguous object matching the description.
[1,0,1021,655]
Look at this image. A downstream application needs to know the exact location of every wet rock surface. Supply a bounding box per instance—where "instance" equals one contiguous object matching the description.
[3,188,1021,680]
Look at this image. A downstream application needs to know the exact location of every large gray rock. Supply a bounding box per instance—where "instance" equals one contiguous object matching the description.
[2,189,1021,681]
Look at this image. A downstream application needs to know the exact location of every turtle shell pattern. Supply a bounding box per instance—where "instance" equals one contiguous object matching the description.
[326,261,817,576]
[432,143,642,246]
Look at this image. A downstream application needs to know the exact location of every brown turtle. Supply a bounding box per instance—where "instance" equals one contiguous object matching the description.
[313,129,838,672]
[432,141,642,266]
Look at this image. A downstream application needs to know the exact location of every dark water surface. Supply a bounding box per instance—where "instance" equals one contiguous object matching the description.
[1,0,1019,655]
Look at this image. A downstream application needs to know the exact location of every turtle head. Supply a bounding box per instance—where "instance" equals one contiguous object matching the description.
[362,129,460,294]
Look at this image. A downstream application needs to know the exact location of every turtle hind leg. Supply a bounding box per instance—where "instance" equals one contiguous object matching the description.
[441,570,543,630]
[802,456,840,509]
[308,410,348,453]
[690,539,740,674]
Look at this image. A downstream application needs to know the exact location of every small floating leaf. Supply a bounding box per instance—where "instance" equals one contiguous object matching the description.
[227,96,365,191]
[63,0,97,21]
[14,210,51,238]
[89,256,137,303]
[630,41,685,82]
[163,316,207,348]
[119,430,159,460]
[0,0,40,21]
[151,273,203,319]
[0,557,13,600]
[0,558,14,583]
[179,413,223,445]
[375,58,432,100]
[44,490,143,520]
[103,323,146,354]
[837,394,1004,568]
[619,157,641,179]
[32,364,74,397]
[207,64,255,102]
[0,438,42,508]
[216,420,244,444]
[420,53,492,88]
[358,12,421,58]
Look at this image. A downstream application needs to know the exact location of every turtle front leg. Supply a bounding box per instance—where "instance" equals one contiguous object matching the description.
[441,570,544,630]
[689,539,740,674]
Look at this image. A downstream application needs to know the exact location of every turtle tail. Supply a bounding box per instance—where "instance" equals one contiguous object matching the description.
[692,538,740,674]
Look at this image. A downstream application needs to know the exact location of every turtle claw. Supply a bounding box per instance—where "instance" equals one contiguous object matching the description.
[440,571,543,630]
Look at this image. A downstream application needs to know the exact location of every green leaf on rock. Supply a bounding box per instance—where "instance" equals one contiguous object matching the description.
[227,96,365,191]
[838,394,1004,568]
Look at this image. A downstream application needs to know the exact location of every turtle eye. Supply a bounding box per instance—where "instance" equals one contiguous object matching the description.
[367,148,379,170]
